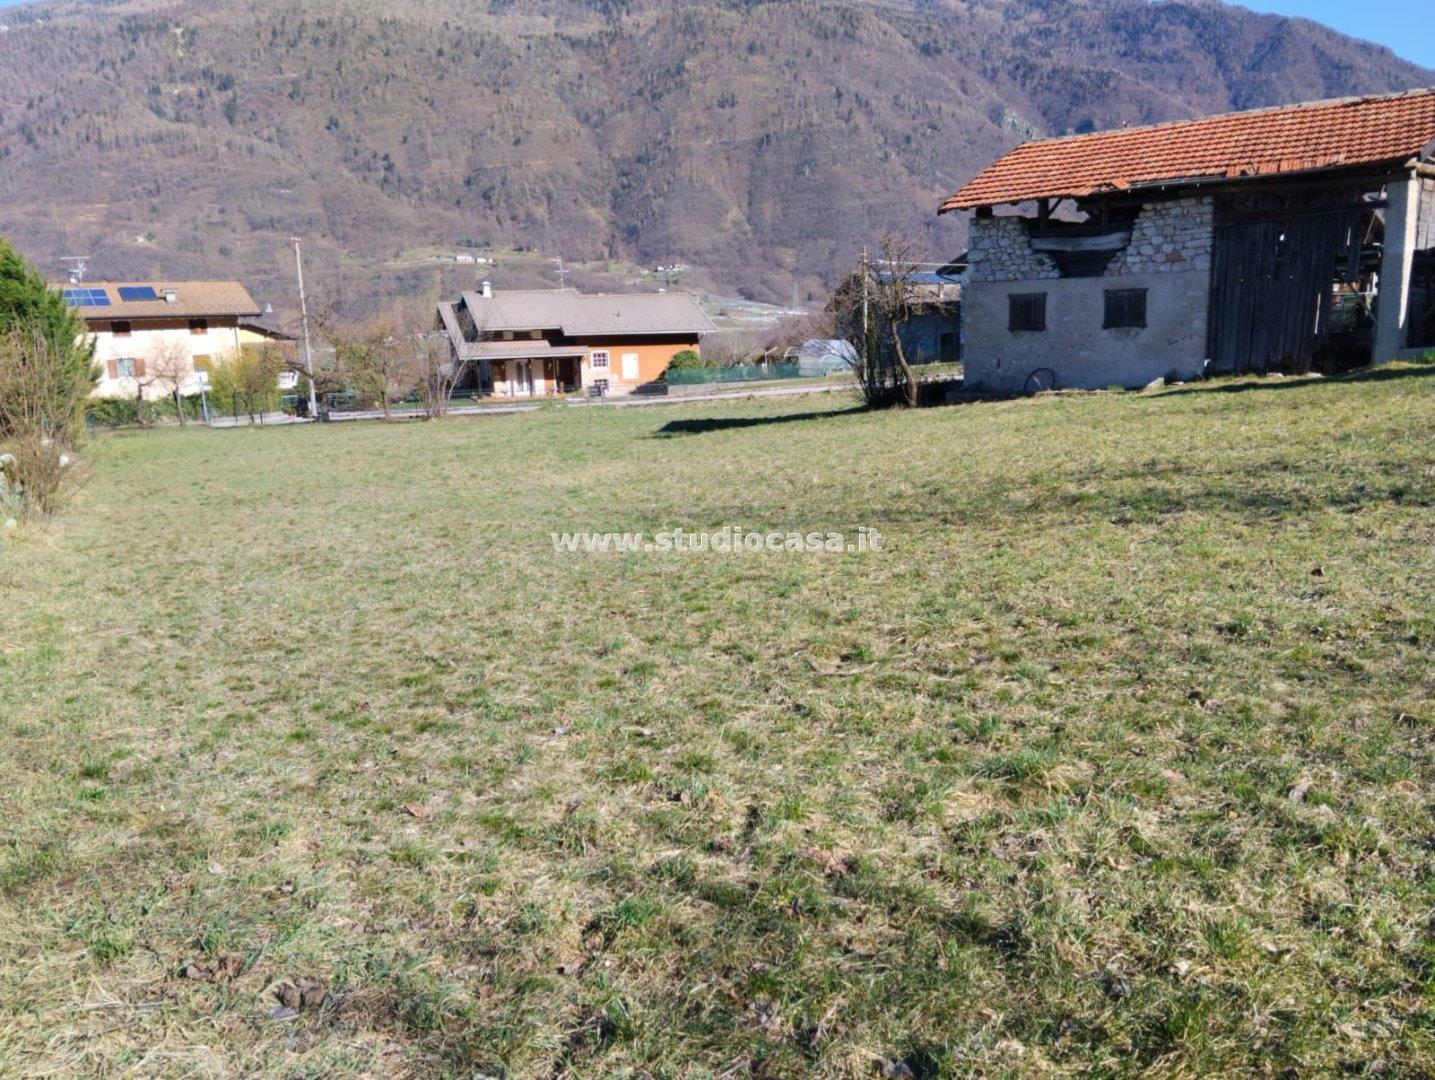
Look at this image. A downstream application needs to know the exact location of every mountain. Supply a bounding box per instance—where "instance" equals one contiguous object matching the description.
[0,0,1429,318]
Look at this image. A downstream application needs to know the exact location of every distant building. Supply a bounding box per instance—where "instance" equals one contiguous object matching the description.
[54,281,292,399]
[435,286,715,396]
[794,339,856,376]
[940,88,1435,393]
[882,265,963,365]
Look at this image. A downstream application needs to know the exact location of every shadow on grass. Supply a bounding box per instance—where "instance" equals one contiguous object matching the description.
[1152,362,1433,398]
[651,405,868,437]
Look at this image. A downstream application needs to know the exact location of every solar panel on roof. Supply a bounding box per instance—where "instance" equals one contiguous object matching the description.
[118,286,158,301]
[61,288,111,308]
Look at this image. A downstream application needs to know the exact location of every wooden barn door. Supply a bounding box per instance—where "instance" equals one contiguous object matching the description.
[1207,196,1365,374]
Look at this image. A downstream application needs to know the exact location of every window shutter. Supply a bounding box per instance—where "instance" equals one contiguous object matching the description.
[107,359,118,379]
[1009,293,1047,332]
[133,357,146,377]
[1103,288,1148,329]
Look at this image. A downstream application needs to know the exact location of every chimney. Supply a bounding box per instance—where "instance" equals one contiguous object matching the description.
[480,280,492,298]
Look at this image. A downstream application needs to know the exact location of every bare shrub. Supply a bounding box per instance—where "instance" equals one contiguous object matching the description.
[330,318,421,419]
[764,309,836,359]
[414,334,461,418]
[701,329,767,366]
[0,323,86,519]
[209,345,287,424]
[829,235,923,408]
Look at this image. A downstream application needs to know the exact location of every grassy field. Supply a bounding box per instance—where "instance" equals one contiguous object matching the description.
[1,366,1431,1078]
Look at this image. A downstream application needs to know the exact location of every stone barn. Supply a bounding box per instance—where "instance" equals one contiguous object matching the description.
[940,88,1435,393]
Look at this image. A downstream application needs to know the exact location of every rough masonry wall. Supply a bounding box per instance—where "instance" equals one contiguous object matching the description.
[962,195,1216,392]
[965,216,1060,282]
[1107,197,1214,274]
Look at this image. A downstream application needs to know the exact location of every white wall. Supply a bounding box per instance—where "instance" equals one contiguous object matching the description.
[90,321,245,400]
[963,270,1211,392]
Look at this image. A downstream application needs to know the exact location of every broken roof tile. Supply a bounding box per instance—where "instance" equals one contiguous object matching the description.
[940,87,1435,211]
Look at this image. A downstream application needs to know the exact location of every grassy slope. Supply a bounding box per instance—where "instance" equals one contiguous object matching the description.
[0,368,1431,1077]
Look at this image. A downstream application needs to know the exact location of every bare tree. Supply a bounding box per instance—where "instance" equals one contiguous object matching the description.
[829,234,924,408]
[700,329,767,367]
[328,317,420,419]
[414,334,462,419]
[144,338,195,425]
[764,308,836,360]
[124,352,163,426]
[0,323,87,518]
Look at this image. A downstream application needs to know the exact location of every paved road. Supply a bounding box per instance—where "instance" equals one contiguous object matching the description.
[197,381,859,428]
[316,380,859,424]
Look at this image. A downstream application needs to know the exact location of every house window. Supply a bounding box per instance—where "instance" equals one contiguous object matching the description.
[590,350,610,369]
[189,318,208,335]
[116,357,137,378]
[111,320,132,337]
[592,378,609,395]
[193,354,212,373]
[1104,288,1148,329]
[1008,293,1047,332]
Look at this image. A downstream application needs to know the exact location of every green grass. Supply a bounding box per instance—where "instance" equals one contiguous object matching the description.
[1,366,1431,1077]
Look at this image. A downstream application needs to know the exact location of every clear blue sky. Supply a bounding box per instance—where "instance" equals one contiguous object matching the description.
[0,0,1430,69]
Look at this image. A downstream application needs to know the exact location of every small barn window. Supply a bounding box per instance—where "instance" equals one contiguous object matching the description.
[1008,293,1046,332]
[1103,288,1148,329]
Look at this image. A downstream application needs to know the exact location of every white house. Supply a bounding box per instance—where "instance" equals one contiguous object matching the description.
[54,280,292,399]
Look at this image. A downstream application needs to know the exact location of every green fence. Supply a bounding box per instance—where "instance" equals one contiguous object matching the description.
[665,361,802,385]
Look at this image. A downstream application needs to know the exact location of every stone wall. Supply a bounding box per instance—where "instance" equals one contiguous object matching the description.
[959,195,1217,392]
[964,197,1215,282]
[965,216,1060,282]
[1107,197,1214,275]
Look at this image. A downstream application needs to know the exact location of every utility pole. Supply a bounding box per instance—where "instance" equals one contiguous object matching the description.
[549,256,569,287]
[291,237,319,420]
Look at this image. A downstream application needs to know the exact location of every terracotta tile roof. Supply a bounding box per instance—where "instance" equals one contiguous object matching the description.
[939,87,1435,212]
[50,280,262,319]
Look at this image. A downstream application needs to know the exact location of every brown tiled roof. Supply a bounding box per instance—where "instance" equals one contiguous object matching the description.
[457,340,590,363]
[238,319,297,341]
[939,88,1435,212]
[51,281,262,319]
[454,288,715,336]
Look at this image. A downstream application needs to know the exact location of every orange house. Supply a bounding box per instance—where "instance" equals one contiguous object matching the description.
[436,285,714,397]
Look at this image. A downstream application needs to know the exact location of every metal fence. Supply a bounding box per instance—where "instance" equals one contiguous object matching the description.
[665,361,803,385]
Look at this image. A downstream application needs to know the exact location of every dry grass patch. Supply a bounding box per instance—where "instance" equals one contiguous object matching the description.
[1,365,1432,1076]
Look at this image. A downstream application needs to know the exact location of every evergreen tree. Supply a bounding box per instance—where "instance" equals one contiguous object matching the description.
[0,238,98,438]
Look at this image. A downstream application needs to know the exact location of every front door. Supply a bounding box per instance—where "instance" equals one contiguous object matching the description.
[621,353,640,381]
